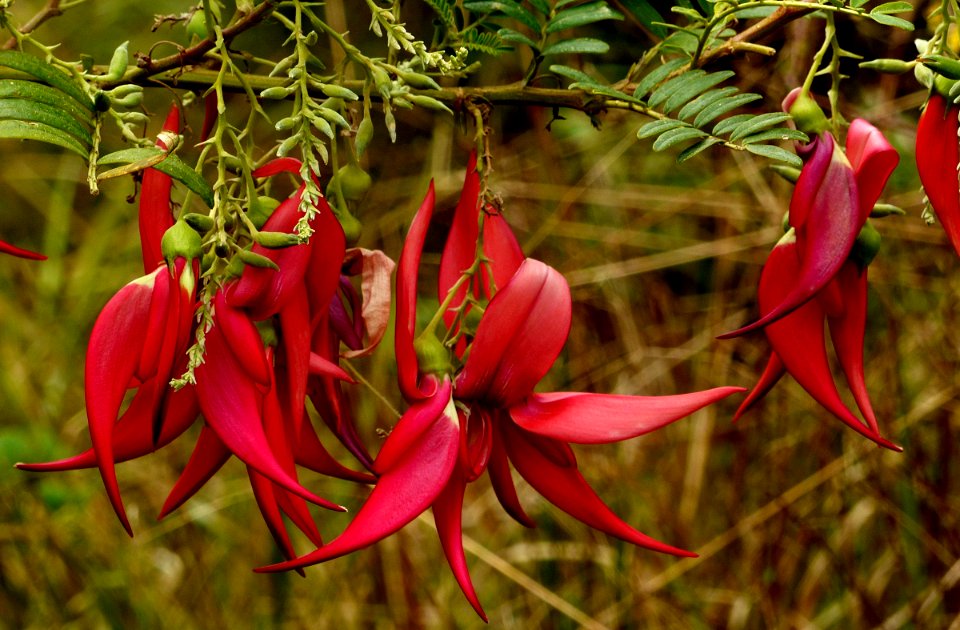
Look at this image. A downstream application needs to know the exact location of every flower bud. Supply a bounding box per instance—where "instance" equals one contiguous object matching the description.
[254,230,300,248]
[921,54,960,80]
[183,213,215,233]
[859,58,915,74]
[355,114,374,157]
[396,70,441,90]
[405,94,452,114]
[333,163,372,201]
[319,83,359,101]
[237,248,280,270]
[161,219,202,265]
[104,41,129,81]
[260,85,295,100]
[869,203,906,218]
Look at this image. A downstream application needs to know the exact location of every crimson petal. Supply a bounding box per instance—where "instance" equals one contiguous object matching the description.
[0,238,45,260]
[158,425,231,519]
[846,118,899,220]
[501,422,695,557]
[457,259,571,407]
[510,386,744,444]
[732,352,785,422]
[255,379,459,573]
[487,423,536,528]
[433,466,487,621]
[917,95,960,256]
[138,104,180,273]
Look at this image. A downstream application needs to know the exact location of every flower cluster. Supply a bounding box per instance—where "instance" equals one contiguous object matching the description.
[18,116,745,617]
[720,90,901,450]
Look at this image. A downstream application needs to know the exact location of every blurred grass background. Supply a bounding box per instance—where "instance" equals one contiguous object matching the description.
[2,1,960,628]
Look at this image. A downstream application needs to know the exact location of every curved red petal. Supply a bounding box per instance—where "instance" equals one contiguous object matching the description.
[917,95,960,256]
[732,352,785,422]
[138,105,180,274]
[457,259,571,407]
[433,466,488,621]
[255,381,459,573]
[295,418,376,484]
[846,118,899,221]
[0,238,45,260]
[487,423,536,528]
[396,181,436,401]
[501,422,695,557]
[510,386,745,444]
[158,425,231,519]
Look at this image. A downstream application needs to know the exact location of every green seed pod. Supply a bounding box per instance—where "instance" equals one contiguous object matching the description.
[237,248,280,270]
[859,58,915,74]
[414,334,450,377]
[254,231,301,248]
[183,213,215,233]
[161,219,203,264]
[105,41,129,81]
[247,196,280,229]
[396,70,441,90]
[320,83,359,101]
[355,114,374,158]
[335,207,363,245]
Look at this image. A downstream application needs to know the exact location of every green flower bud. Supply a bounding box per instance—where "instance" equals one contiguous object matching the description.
[105,41,129,81]
[921,54,960,80]
[934,73,957,99]
[405,94,452,114]
[859,58,915,74]
[770,164,801,184]
[355,114,374,158]
[319,83,359,101]
[274,115,300,131]
[161,219,203,265]
[260,85,295,100]
[237,248,280,270]
[183,213,215,233]
[414,334,450,377]
[870,203,906,218]
[396,70,441,90]
[254,231,300,248]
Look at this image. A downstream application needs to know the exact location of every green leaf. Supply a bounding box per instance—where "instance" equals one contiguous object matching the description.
[0,99,92,145]
[850,0,870,7]
[740,128,808,144]
[0,80,93,124]
[464,1,540,33]
[619,0,667,38]
[661,70,735,114]
[693,93,762,128]
[712,113,756,137]
[676,86,739,121]
[870,2,913,14]
[677,137,721,162]
[99,148,215,207]
[549,64,602,86]
[463,30,510,55]
[637,118,686,139]
[652,126,707,151]
[869,12,914,29]
[726,112,792,141]
[542,38,610,56]
[647,70,705,109]
[0,50,93,110]
[546,2,624,34]
[528,0,550,14]
[745,143,802,166]
[633,58,688,100]
[0,119,88,157]
[424,0,457,31]
[499,28,539,49]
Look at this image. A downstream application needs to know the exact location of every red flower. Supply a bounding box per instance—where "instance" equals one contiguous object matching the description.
[0,238,45,260]
[733,119,901,450]
[916,93,960,256]
[257,156,744,621]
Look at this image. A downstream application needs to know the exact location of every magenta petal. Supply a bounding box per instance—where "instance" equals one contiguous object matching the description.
[277,287,312,437]
[846,119,899,220]
[732,352,785,422]
[305,196,346,316]
[196,323,345,511]
[501,423,695,557]
[510,386,745,444]
[255,382,459,573]
[158,425,231,519]
[0,238,46,260]
[86,274,157,535]
[396,181,436,401]
[213,291,272,387]
[248,468,304,569]
[457,259,571,407]
[138,105,180,274]
[373,378,453,474]
[917,95,960,256]
[308,352,352,381]
[252,157,303,178]
[433,466,488,622]
[295,419,376,483]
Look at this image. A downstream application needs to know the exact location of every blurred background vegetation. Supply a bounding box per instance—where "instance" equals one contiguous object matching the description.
[2,0,959,628]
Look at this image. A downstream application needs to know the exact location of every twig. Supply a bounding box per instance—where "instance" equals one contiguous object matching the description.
[2,0,62,50]
[696,5,817,68]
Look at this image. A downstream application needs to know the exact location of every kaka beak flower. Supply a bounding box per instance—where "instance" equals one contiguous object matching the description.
[258,159,744,622]
[139,104,180,274]
[733,119,901,450]
[916,93,960,256]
